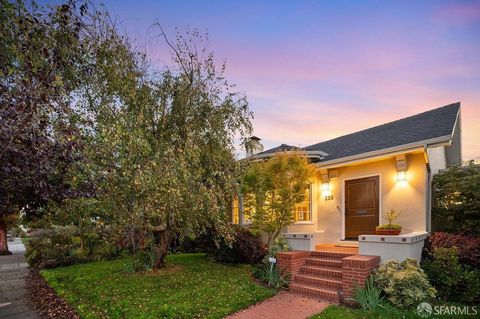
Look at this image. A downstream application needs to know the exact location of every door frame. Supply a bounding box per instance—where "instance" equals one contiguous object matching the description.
[341,173,382,240]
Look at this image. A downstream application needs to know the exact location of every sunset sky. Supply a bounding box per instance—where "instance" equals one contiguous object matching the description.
[81,1,480,159]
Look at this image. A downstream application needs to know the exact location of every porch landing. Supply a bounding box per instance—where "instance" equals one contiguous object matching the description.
[314,243,359,255]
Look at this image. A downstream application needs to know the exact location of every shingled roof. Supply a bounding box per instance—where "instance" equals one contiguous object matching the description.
[259,102,460,163]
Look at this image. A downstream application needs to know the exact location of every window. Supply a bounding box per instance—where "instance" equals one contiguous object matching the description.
[294,185,311,222]
[232,196,240,224]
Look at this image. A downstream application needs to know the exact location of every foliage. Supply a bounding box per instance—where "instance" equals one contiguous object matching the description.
[378,209,401,229]
[432,162,480,235]
[374,259,436,309]
[212,226,267,264]
[350,276,384,311]
[76,21,253,268]
[0,0,112,253]
[376,224,401,230]
[422,247,480,304]
[41,253,275,319]
[253,262,289,289]
[25,228,121,268]
[265,236,290,261]
[422,232,480,269]
[122,249,158,273]
[241,152,315,246]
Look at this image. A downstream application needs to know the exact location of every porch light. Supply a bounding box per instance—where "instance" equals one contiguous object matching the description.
[322,182,330,192]
[397,170,407,182]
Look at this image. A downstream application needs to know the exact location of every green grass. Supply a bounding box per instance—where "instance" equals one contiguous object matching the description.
[41,253,275,319]
[311,303,476,319]
[310,304,420,319]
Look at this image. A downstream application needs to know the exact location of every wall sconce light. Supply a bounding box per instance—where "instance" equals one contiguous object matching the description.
[397,170,407,182]
[322,182,330,192]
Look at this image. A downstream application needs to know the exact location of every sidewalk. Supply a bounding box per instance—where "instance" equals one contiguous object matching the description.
[225,291,329,319]
[0,238,42,318]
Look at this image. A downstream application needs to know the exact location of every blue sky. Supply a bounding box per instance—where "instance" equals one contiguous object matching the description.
[44,0,480,159]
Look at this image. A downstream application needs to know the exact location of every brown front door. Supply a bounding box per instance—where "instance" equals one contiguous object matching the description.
[345,176,379,239]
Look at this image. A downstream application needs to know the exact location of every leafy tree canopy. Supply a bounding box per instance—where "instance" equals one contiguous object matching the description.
[432,162,480,235]
[241,152,315,246]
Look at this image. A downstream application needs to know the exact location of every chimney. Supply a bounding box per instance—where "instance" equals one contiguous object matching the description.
[245,136,264,158]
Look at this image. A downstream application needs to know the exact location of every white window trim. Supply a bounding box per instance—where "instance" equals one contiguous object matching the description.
[293,184,313,224]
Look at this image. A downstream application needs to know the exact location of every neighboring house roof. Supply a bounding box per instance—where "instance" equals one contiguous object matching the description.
[257,102,460,164]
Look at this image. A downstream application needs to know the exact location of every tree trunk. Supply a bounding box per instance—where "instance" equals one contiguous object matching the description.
[0,219,12,255]
[79,219,85,253]
[153,229,173,269]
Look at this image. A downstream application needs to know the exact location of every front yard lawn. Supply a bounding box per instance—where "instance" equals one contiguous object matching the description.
[41,253,275,319]
[311,305,421,319]
[312,304,476,319]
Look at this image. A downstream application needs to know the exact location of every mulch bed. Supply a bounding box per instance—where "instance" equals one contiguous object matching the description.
[26,269,80,319]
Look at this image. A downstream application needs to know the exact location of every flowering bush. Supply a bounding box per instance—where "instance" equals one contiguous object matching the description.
[374,258,436,309]
[422,232,480,268]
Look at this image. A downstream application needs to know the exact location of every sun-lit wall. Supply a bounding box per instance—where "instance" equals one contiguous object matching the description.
[286,152,428,241]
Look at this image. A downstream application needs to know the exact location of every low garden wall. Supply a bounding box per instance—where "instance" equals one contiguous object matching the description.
[358,231,428,264]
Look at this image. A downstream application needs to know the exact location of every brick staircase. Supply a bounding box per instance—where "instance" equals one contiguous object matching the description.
[289,251,355,303]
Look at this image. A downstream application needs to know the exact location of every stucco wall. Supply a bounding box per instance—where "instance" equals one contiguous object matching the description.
[286,152,428,241]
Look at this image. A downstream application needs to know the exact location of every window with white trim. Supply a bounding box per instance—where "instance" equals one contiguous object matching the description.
[293,185,312,222]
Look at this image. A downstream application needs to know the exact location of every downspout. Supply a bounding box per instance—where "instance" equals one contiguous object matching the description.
[424,145,432,233]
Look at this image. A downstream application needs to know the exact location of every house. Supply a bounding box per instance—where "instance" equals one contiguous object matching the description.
[235,102,461,302]
[235,102,461,252]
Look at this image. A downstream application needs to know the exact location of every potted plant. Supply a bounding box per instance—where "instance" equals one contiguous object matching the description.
[376,209,402,235]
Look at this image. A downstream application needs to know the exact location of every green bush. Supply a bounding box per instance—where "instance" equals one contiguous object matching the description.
[123,249,160,273]
[253,262,289,289]
[212,227,267,265]
[25,229,122,268]
[350,276,383,311]
[265,236,289,261]
[374,258,436,309]
[422,247,480,304]
[25,230,80,268]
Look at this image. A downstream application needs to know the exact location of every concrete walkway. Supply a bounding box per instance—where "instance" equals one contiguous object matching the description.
[0,238,42,319]
[225,291,329,319]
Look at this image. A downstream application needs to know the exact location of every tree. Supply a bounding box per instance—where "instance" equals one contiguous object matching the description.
[241,152,315,246]
[432,162,480,235]
[0,0,92,254]
[84,27,253,267]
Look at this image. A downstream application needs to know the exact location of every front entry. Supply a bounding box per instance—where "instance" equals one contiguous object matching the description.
[345,176,379,239]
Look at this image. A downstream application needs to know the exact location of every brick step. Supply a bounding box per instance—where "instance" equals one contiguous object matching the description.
[312,250,356,259]
[305,257,342,268]
[300,265,343,278]
[293,274,342,289]
[289,283,340,303]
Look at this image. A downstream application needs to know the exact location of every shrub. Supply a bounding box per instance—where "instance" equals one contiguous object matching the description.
[422,246,480,304]
[265,236,289,259]
[422,232,480,268]
[374,259,436,309]
[25,229,84,268]
[253,262,289,289]
[350,276,383,311]
[25,228,122,268]
[212,226,267,264]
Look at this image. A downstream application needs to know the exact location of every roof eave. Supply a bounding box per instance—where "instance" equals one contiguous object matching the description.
[314,134,453,169]
[248,149,329,161]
